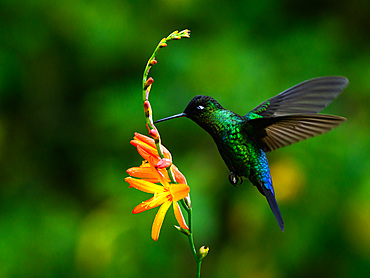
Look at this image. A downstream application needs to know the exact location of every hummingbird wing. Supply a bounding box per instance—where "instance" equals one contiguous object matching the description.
[243,76,348,152]
[243,114,346,152]
[245,76,348,118]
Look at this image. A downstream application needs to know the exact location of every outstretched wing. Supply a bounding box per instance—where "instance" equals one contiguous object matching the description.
[244,76,348,119]
[243,114,346,152]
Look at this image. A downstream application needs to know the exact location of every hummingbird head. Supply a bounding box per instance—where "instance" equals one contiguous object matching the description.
[184,95,223,121]
[155,95,224,125]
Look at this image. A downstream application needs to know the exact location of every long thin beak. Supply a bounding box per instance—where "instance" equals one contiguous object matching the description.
[154,113,187,123]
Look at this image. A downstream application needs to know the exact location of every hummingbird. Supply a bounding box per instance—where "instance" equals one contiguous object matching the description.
[155,76,348,231]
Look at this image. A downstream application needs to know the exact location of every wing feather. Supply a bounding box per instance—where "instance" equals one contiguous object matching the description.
[245,76,348,118]
[244,114,346,152]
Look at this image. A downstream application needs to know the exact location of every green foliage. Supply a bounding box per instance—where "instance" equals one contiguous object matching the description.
[0,0,369,277]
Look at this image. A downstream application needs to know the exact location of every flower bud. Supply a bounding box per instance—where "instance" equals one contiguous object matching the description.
[143,101,152,118]
[184,194,191,209]
[174,225,190,236]
[148,127,159,140]
[170,30,179,36]
[156,158,172,169]
[150,59,157,66]
[198,246,209,260]
[144,77,154,90]
[182,29,191,38]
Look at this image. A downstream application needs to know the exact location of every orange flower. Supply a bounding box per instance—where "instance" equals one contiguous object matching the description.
[127,161,187,185]
[127,162,158,183]
[126,133,190,240]
[126,165,189,241]
[129,133,187,184]
[131,132,171,165]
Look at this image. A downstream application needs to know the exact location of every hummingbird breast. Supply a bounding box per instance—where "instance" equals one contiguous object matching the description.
[204,110,253,178]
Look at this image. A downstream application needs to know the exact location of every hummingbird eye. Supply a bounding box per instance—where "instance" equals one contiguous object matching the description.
[197,105,204,110]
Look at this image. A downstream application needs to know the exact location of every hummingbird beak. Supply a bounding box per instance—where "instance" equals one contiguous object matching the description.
[154,113,187,123]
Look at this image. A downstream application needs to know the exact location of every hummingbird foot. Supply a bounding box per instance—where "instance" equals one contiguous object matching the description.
[229,172,243,186]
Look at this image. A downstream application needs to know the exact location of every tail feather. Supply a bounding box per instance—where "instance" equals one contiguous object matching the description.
[260,183,284,231]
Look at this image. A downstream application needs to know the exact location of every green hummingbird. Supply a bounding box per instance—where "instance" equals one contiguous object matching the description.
[155,76,348,231]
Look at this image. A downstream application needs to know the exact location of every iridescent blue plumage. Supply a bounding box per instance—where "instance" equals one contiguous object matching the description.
[155,76,348,231]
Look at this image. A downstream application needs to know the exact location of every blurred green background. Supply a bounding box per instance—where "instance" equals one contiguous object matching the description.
[1,0,369,277]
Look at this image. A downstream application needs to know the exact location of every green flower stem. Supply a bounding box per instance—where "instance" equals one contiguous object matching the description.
[141,30,206,278]
[141,29,190,182]
[142,29,190,102]
[180,199,203,278]
[197,261,202,278]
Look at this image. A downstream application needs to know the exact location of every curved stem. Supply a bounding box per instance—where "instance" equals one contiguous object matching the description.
[141,30,206,278]
[181,199,202,277]
[141,30,190,182]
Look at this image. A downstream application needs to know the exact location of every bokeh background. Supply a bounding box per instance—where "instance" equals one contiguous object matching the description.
[1,0,369,277]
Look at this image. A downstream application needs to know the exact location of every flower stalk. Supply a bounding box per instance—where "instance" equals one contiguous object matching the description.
[141,29,190,182]
[128,29,208,277]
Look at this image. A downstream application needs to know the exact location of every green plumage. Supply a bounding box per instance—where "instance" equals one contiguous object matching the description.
[194,107,255,180]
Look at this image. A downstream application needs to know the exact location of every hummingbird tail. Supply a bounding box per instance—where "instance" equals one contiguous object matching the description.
[260,183,284,231]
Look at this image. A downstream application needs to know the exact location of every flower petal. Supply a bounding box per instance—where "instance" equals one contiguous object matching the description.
[125,177,164,194]
[132,133,172,160]
[126,165,160,182]
[150,163,170,188]
[134,143,159,162]
[130,139,155,153]
[172,165,187,184]
[159,144,171,160]
[151,201,172,241]
[132,196,166,214]
[134,132,156,148]
[171,183,190,202]
[173,201,189,230]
